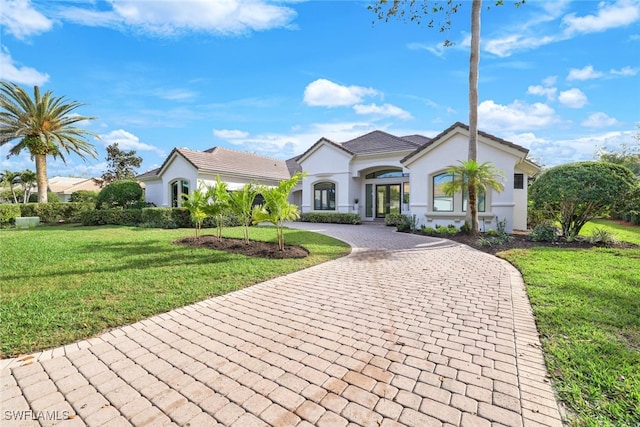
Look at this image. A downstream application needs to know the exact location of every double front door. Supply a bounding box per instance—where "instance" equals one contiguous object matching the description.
[376,184,401,218]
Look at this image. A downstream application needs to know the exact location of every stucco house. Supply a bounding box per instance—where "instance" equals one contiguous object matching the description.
[139,122,539,232]
[48,176,102,202]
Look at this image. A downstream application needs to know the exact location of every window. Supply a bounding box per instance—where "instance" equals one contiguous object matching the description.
[433,173,453,211]
[514,173,524,189]
[314,182,335,210]
[462,190,486,212]
[170,179,189,207]
[403,182,410,205]
[365,169,406,179]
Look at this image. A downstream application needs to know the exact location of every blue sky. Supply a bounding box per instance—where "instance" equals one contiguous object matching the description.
[1,0,639,178]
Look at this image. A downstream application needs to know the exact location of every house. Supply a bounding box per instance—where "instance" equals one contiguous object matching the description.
[140,122,539,232]
[47,176,102,202]
[137,147,292,207]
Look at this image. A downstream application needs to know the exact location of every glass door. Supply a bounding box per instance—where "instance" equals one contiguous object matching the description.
[376,184,401,218]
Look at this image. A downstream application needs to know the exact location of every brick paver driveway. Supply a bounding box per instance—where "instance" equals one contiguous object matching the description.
[1,222,563,426]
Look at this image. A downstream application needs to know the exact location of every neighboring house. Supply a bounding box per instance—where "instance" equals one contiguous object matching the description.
[48,176,102,202]
[137,147,292,207]
[140,122,539,232]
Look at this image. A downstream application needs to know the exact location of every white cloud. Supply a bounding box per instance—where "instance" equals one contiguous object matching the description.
[484,34,557,58]
[581,112,619,128]
[353,103,413,120]
[558,88,588,108]
[567,65,604,81]
[0,0,53,40]
[154,88,197,101]
[100,129,165,156]
[527,85,557,101]
[610,66,639,76]
[57,0,297,37]
[563,0,640,34]
[303,79,379,108]
[213,129,249,139]
[0,48,50,85]
[543,76,558,87]
[478,100,559,132]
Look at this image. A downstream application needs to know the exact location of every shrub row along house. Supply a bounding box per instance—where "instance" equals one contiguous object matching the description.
[138,122,539,232]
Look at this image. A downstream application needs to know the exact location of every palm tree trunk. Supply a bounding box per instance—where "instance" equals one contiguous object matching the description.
[35,154,48,203]
[467,0,481,233]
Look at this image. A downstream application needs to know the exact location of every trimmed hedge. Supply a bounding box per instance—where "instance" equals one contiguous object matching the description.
[384,213,408,226]
[299,212,361,225]
[80,209,144,226]
[0,204,21,225]
[80,207,245,228]
[19,203,95,224]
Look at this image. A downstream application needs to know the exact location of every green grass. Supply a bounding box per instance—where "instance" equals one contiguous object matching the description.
[500,220,640,426]
[0,225,350,357]
[580,219,640,245]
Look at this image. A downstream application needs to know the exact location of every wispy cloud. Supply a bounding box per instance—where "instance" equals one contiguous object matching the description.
[100,129,165,156]
[478,99,560,132]
[0,0,53,40]
[527,85,557,101]
[353,103,413,120]
[0,47,50,85]
[563,0,640,34]
[53,0,297,37]
[567,65,604,81]
[581,112,619,128]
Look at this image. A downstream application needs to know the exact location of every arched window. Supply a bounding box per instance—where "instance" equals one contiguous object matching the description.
[433,173,453,211]
[314,182,335,210]
[170,179,189,207]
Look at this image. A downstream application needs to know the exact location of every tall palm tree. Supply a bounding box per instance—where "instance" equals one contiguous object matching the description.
[0,81,98,203]
[442,160,505,233]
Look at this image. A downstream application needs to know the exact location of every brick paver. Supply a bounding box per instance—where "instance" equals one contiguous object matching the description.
[1,222,564,426]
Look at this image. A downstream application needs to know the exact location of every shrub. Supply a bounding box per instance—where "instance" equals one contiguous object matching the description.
[0,204,21,225]
[529,222,558,242]
[421,226,436,235]
[587,228,618,246]
[459,223,471,234]
[70,190,98,203]
[47,192,61,203]
[80,209,143,226]
[530,161,637,239]
[384,213,407,226]
[96,180,143,209]
[396,215,412,232]
[299,212,361,224]
[19,202,95,224]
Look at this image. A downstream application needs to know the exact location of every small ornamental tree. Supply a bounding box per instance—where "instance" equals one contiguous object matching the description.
[204,176,230,241]
[529,161,637,239]
[96,180,143,209]
[228,183,259,244]
[253,172,305,251]
[182,188,209,238]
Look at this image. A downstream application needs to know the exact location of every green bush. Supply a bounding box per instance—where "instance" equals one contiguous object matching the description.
[70,190,98,203]
[0,204,21,225]
[96,180,143,209]
[80,209,143,226]
[47,192,61,203]
[384,213,407,226]
[19,203,95,224]
[587,228,618,246]
[529,222,558,242]
[421,226,436,235]
[299,212,361,224]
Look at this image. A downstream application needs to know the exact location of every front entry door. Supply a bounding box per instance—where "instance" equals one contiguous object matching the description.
[376,184,401,218]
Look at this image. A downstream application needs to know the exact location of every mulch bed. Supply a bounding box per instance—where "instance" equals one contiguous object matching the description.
[174,236,309,259]
[420,231,638,255]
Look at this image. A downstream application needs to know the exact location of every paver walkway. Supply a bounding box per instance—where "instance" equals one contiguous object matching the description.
[1,222,564,426]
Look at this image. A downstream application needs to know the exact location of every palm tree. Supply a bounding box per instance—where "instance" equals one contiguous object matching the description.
[442,160,505,233]
[19,169,37,203]
[227,182,259,244]
[0,169,20,203]
[182,187,209,239]
[204,176,231,241]
[0,81,98,203]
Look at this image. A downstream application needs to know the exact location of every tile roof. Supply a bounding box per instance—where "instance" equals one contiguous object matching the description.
[47,177,101,194]
[401,122,529,164]
[401,134,432,146]
[342,130,422,154]
[160,147,291,181]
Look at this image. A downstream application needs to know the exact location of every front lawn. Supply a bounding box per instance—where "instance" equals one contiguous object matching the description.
[500,220,640,426]
[0,225,350,358]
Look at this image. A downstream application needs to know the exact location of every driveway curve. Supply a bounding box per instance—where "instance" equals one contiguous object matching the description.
[1,222,563,426]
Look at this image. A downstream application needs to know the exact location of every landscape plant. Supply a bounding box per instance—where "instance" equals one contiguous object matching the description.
[204,176,231,240]
[96,180,143,209]
[94,142,143,187]
[529,161,637,240]
[181,188,209,238]
[253,172,305,250]
[227,182,259,244]
[0,81,98,203]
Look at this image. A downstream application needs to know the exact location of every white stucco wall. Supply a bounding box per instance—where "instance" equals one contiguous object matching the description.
[151,154,199,207]
[299,144,353,213]
[404,132,526,233]
[143,179,163,206]
[512,166,530,230]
